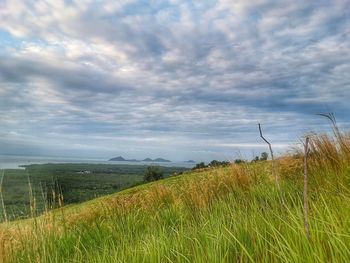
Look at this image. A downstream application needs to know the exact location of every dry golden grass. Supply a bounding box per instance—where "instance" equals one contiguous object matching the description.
[277,156,303,182]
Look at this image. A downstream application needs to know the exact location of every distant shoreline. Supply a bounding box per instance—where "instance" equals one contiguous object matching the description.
[0,155,196,169]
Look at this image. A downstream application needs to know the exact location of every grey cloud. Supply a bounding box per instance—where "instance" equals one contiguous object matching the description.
[0,0,349,160]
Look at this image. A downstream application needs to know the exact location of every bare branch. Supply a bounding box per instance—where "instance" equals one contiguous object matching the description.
[259,124,270,146]
[258,123,278,184]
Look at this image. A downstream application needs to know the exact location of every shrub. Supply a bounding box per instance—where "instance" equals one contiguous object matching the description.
[234,159,245,164]
[208,160,230,167]
[260,152,268,161]
[192,162,206,170]
[144,166,164,182]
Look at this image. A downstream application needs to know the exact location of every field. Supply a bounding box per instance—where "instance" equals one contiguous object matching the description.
[0,132,350,262]
[0,164,188,221]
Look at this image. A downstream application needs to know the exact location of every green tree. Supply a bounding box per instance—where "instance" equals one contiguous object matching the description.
[144,166,164,182]
[208,160,220,167]
[260,152,268,161]
[252,156,259,162]
[208,160,230,167]
[192,162,206,170]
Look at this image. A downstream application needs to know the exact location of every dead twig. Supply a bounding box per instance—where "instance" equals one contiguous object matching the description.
[258,123,278,184]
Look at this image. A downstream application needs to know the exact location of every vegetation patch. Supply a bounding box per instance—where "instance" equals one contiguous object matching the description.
[1,132,350,262]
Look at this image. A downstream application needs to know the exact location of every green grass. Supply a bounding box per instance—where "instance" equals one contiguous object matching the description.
[0,163,188,221]
[1,132,350,262]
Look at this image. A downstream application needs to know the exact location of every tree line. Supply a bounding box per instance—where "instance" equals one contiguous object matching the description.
[143,152,269,182]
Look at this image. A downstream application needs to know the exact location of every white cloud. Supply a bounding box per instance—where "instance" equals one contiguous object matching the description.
[0,0,349,160]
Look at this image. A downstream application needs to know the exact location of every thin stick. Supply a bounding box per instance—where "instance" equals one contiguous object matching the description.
[304,137,310,240]
[0,170,8,222]
[27,171,36,218]
[258,123,278,184]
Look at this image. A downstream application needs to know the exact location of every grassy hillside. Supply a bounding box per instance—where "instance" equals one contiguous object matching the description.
[1,132,350,262]
[0,164,188,221]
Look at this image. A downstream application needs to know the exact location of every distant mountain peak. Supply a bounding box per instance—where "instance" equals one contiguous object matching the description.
[109,156,139,162]
[109,156,126,161]
[109,156,171,162]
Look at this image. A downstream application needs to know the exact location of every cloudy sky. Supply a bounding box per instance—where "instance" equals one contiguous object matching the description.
[0,0,349,162]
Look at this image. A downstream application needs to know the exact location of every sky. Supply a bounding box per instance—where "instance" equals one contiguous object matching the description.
[0,0,349,162]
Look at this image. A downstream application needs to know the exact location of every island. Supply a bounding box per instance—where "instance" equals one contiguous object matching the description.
[109,156,140,162]
[109,156,171,162]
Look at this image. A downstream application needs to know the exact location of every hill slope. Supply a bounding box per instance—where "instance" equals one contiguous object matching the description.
[1,133,350,262]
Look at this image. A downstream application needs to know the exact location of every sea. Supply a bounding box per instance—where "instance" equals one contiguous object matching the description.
[0,155,196,170]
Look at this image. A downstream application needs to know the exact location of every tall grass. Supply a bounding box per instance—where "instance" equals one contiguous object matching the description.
[0,170,8,223]
[1,132,350,262]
